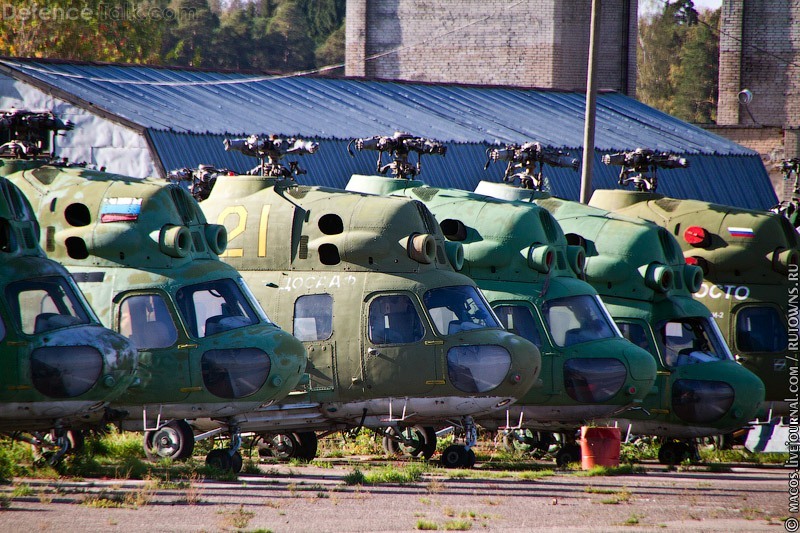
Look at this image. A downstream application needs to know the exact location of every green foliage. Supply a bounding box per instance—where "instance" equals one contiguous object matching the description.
[342,467,366,485]
[572,464,645,477]
[416,519,439,530]
[343,463,428,485]
[0,440,32,481]
[637,4,720,123]
[0,0,345,73]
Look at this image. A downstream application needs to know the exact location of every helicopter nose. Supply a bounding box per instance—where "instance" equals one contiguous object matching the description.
[201,348,272,399]
[562,358,627,403]
[31,345,103,398]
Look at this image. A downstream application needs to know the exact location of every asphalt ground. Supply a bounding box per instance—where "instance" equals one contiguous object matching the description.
[0,456,794,532]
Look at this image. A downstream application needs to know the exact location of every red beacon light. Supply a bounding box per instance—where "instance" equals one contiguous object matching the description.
[683,226,710,247]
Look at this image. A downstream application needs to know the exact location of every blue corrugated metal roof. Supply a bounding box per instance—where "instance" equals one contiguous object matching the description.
[2,58,755,155]
[148,132,776,210]
[1,58,777,209]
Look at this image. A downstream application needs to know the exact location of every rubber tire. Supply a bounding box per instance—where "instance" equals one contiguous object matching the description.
[463,448,476,468]
[555,444,581,467]
[658,442,689,465]
[264,433,300,460]
[144,420,195,461]
[420,426,437,460]
[206,448,232,471]
[441,445,467,468]
[383,426,437,460]
[294,432,318,461]
[230,451,243,473]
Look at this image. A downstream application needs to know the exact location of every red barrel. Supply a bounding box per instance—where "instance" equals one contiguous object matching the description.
[580,426,621,469]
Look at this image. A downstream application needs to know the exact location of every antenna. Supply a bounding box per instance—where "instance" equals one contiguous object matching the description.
[347,132,446,179]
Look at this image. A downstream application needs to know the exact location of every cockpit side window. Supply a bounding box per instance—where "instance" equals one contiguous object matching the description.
[493,304,542,348]
[119,294,178,350]
[657,317,733,368]
[368,294,424,345]
[5,276,91,335]
[617,321,655,355]
[294,294,333,341]
[423,285,500,335]
[175,278,259,338]
[735,306,788,353]
[541,294,616,347]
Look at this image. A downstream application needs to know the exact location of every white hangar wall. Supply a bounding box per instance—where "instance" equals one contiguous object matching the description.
[0,73,157,178]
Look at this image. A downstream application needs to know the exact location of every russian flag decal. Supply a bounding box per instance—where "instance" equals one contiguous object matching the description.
[100,197,142,223]
[727,226,755,238]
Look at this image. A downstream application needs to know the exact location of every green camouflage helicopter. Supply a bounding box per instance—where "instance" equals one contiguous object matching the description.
[589,148,799,422]
[3,112,308,471]
[0,111,138,462]
[345,133,658,466]
[477,142,766,463]
[182,134,540,468]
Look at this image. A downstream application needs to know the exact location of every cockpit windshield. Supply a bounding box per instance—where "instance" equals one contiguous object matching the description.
[658,316,734,367]
[423,285,500,335]
[5,275,92,335]
[541,294,618,347]
[176,278,261,338]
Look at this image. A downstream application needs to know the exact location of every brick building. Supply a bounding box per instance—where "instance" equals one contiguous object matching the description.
[345,0,639,95]
[708,0,800,201]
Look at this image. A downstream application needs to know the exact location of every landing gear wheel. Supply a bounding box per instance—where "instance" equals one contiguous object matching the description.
[555,444,581,467]
[712,433,734,450]
[463,448,476,468]
[144,420,195,461]
[658,441,690,465]
[230,451,243,473]
[294,432,318,461]
[441,445,467,468]
[206,448,232,471]
[260,433,300,460]
[65,430,85,455]
[502,429,553,455]
[383,426,437,460]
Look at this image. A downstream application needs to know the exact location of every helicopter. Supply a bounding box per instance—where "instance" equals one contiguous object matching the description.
[2,111,308,471]
[590,148,799,424]
[183,133,541,468]
[477,141,766,463]
[344,133,658,466]
[0,111,138,462]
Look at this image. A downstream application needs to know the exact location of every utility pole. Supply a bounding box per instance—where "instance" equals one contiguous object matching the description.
[580,0,601,204]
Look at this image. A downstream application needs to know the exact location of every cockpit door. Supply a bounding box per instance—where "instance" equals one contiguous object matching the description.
[362,292,436,396]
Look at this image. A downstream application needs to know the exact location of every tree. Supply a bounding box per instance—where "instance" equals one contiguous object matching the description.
[637,2,720,124]
[263,0,315,72]
[162,0,219,67]
[0,0,166,63]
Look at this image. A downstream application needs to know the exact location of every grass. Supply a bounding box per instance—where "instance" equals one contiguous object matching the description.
[343,463,428,485]
[572,464,645,477]
[623,513,644,526]
[600,489,632,505]
[218,504,255,529]
[584,485,618,494]
[416,519,439,530]
[442,520,472,530]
